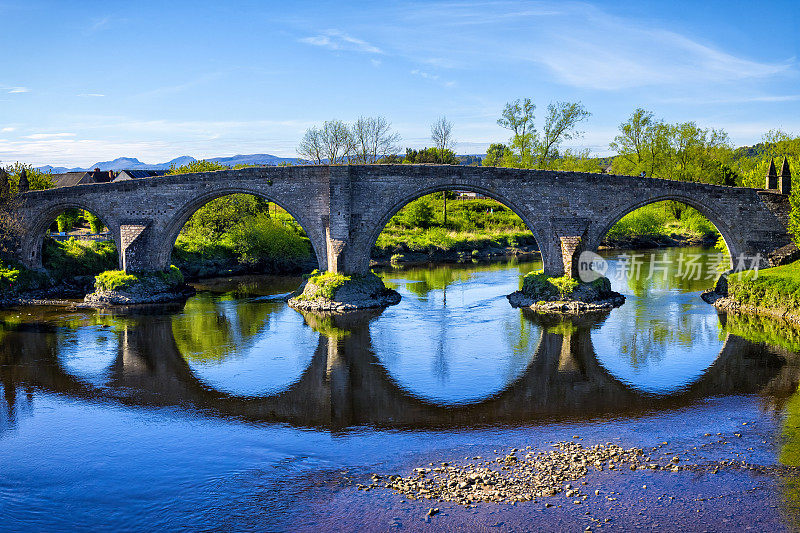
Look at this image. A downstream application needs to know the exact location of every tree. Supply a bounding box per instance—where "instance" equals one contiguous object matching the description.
[404,147,458,164]
[609,109,734,182]
[430,116,456,223]
[350,116,401,164]
[536,101,591,169]
[320,120,354,165]
[297,127,324,164]
[495,98,591,169]
[3,163,53,193]
[610,109,672,178]
[406,197,435,228]
[482,143,510,167]
[431,116,455,164]
[297,120,353,165]
[85,211,104,233]
[497,98,536,166]
[609,108,655,172]
[167,160,228,175]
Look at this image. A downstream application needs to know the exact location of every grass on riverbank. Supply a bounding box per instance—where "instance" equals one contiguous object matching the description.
[375,197,721,258]
[374,195,537,256]
[2,238,118,296]
[727,260,800,310]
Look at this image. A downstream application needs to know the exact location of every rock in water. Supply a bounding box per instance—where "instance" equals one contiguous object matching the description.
[507,274,624,315]
[288,271,401,312]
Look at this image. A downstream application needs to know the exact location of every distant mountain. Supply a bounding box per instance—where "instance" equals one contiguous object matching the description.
[208,154,298,167]
[36,165,77,174]
[35,154,298,173]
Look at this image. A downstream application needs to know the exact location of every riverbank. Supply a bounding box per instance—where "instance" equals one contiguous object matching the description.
[704,260,800,325]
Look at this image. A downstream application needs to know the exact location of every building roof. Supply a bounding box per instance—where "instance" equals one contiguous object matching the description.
[51,171,92,188]
[115,169,168,180]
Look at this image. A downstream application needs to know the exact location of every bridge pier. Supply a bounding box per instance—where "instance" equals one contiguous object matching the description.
[119,223,151,272]
[324,166,354,274]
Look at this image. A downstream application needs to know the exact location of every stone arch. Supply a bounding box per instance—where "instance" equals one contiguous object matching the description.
[155,188,326,272]
[583,193,741,269]
[21,201,121,270]
[353,183,558,274]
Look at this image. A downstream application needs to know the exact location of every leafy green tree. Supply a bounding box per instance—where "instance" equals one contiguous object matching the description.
[405,197,435,228]
[482,143,510,167]
[55,209,81,233]
[497,98,536,166]
[495,98,590,169]
[167,160,228,175]
[609,109,732,181]
[3,162,53,193]
[609,108,665,177]
[403,147,458,164]
[85,211,105,233]
[536,101,591,169]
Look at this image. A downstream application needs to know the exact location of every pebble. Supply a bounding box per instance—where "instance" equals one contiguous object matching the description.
[368,437,771,507]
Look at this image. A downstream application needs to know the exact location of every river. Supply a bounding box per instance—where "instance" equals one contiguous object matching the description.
[2,247,800,531]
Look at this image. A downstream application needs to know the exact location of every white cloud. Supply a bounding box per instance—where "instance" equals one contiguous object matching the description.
[90,16,111,31]
[370,58,382,67]
[23,133,77,139]
[299,29,382,54]
[411,69,439,81]
[8,87,29,94]
[411,69,456,88]
[77,93,106,98]
[384,1,793,91]
[1,127,15,133]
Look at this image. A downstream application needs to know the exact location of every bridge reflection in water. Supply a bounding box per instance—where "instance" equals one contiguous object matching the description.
[2,306,798,432]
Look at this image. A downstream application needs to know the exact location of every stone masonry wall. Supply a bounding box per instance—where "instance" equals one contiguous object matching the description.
[11,165,792,277]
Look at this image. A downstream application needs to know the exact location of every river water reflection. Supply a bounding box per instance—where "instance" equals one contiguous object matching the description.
[3,248,800,530]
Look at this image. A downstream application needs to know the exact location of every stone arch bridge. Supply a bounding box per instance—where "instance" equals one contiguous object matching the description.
[10,165,793,276]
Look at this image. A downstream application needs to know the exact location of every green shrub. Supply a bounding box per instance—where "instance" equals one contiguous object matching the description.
[297,270,383,301]
[521,271,579,299]
[43,238,118,280]
[95,270,139,291]
[158,265,184,286]
[303,271,351,300]
[94,265,183,292]
[224,213,310,266]
[56,209,81,233]
[606,206,665,240]
[405,197,435,228]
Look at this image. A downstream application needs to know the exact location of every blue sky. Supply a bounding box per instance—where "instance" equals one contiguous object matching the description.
[0,0,798,167]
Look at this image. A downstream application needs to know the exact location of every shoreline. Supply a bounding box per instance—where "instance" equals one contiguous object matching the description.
[711,296,800,326]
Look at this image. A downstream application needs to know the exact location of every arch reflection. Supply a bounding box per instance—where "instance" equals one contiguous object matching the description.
[1,306,797,431]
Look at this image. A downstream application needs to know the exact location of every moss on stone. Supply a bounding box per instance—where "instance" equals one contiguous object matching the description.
[94,265,184,292]
[521,271,579,300]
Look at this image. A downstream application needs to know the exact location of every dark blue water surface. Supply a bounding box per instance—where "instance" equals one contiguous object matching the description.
[2,248,800,531]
